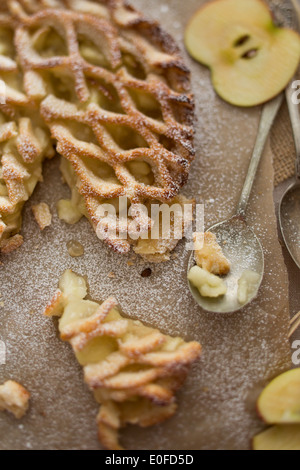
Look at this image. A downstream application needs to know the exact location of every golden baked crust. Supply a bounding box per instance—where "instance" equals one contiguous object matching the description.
[44,269,202,450]
[0,0,195,258]
[0,380,30,418]
[32,202,52,229]
[193,232,230,275]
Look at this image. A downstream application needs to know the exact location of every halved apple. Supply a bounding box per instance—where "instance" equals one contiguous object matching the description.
[257,369,300,424]
[253,425,300,450]
[185,0,300,106]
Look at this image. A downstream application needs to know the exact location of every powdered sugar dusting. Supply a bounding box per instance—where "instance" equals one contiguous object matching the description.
[0,0,292,450]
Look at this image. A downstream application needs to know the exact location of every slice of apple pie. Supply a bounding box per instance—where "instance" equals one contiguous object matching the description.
[44,270,202,450]
[5,0,195,259]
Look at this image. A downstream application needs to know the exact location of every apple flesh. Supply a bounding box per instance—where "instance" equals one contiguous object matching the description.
[253,425,300,450]
[184,0,300,106]
[257,369,300,424]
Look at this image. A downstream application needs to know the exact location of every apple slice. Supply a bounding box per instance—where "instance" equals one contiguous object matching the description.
[184,0,300,106]
[188,265,227,298]
[257,369,300,424]
[253,425,300,450]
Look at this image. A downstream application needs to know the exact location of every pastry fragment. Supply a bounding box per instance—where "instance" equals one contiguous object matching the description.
[32,202,52,230]
[0,114,53,251]
[188,265,227,298]
[193,232,230,275]
[44,270,202,450]
[0,380,30,418]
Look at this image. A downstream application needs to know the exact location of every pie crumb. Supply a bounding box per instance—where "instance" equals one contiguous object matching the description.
[0,235,24,254]
[0,381,30,419]
[32,203,52,230]
[67,240,84,257]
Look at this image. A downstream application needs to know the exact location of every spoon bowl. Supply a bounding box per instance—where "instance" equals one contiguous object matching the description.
[187,217,264,314]
[186,93,282,314]
[279,181,300,269]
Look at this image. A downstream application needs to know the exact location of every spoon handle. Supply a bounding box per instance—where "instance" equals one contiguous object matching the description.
[286,81,300,180]
[236,93,283,217]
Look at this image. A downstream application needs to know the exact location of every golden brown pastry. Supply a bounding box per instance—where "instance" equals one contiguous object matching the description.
[193,232,230,275]
[44,269,202,450]
[0,0,195,260]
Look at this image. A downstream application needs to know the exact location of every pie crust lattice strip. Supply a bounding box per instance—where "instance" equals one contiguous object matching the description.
[44,269,202,450]
[0,0,195,259]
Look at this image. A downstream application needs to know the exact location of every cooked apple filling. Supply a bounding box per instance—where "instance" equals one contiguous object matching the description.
[0,0,195,258]
[44,270,202,450]
[188,265,227,298]
[59,158,194,262]
[0,113,53,252]
[237,270,260,305]
[254,369,300,450]
[185,0,300,107]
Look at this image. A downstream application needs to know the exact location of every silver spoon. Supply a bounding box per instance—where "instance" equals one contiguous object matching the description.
[188,94,283,313]
[279,82,300,269]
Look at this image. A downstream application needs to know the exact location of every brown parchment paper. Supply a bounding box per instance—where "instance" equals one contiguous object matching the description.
[0,0,292,450]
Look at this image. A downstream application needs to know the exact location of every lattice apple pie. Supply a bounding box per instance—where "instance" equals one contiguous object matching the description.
[0,0,195,260]
[44,269,202,450]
